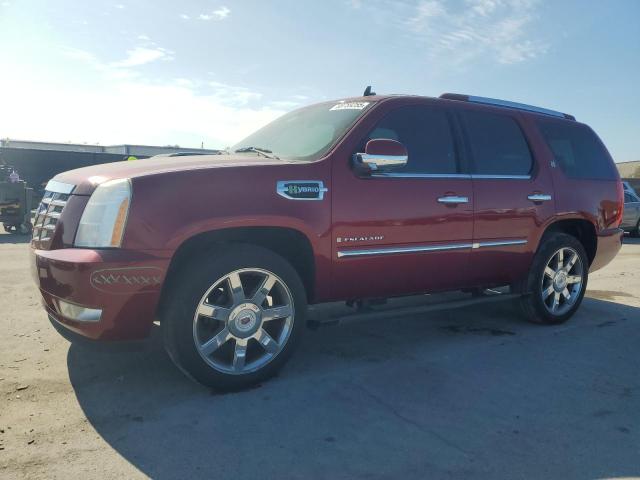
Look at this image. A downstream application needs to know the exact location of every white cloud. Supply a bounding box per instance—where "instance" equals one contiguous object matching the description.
[179,13,190,20]
[137,34,150,41]
[420,0,545,65]
[110,47,173,67]
[208,81,262,106]
[114,3,124,9]
[199,6,230,20]
[359,0,547,66]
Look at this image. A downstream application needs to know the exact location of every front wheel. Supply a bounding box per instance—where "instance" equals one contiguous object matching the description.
[162,245,306,390]
[519,233,588,325]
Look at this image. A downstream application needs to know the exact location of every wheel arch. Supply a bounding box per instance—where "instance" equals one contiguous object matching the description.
[538,217,597,265]
[157,226,317,319]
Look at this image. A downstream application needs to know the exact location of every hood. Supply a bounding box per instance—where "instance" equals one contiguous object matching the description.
[53,154,289,195]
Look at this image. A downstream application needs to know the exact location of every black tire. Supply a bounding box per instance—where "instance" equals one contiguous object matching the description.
[631,219,640,238]
[519,233,589,325]
[161,244,307,390]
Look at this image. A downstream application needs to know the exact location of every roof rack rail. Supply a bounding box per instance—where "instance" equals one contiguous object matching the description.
[439,93,575,121]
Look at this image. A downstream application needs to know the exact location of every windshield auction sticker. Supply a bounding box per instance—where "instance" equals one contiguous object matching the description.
[330,102,370,111]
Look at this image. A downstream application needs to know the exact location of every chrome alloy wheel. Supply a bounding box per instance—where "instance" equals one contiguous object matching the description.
[540,247,584,316]
[192,268,295,375]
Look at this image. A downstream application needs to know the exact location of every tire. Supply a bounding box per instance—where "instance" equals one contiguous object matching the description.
[631,219,640,238]
[162,244,307,390]
[519,233,588,325]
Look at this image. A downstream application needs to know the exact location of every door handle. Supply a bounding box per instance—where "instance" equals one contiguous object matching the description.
[527,194,552,202]
[438,195,469,205]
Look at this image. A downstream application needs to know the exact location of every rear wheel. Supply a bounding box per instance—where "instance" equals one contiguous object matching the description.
[631,219,640,238]
[162,244,306,390]
[520,233,588,325]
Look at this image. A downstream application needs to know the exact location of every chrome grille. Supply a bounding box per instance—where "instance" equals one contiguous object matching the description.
[32,191,69,247]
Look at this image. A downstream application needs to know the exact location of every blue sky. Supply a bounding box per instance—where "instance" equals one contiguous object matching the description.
[0,0,638,162]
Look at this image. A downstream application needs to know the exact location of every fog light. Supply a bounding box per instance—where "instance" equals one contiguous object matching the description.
[57,299,102,322]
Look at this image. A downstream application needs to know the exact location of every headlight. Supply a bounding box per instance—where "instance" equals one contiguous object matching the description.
[75,178,131,248]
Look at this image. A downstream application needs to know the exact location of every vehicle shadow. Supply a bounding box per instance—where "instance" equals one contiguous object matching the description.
[66,297,640,479]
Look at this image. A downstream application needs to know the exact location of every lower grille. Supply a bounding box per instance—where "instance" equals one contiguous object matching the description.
[32,191,69,248]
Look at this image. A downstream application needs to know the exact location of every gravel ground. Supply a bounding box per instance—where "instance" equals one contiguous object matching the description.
[1,233,639,480]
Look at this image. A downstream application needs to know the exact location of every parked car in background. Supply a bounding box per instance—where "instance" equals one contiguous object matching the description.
[623,180,639,196]
[31,91,624,390]
[622,189,640,237]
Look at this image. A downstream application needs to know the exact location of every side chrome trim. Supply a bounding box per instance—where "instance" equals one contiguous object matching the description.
[527,194,552,202]
[45,179,75,194]
[472,174,531,180]
[370,173,531,180]
[337,238,527,258]
[337,242,473,258]
[437,195,469,204]
[471,239,528,249]
[372,173,472,179]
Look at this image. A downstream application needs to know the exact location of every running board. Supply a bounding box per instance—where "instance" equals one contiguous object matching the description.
[306,290,520,329]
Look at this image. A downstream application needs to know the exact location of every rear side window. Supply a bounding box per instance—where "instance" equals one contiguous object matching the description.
[366,105,458,174]
[537,120,616,180]
[461,110,533,176]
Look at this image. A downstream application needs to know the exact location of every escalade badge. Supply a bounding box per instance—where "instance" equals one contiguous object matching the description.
[337,235,384,243]
[276,181,328,201]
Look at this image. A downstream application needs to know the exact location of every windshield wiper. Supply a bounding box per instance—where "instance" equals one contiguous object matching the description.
[234,146,279,160]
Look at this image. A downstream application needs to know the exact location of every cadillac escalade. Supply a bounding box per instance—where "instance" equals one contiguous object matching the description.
[31,91,624,389]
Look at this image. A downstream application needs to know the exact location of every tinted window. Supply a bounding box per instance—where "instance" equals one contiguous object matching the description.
[625,193,634,203]
[461,110,532,175]
[537,119,616,180]
[366,106,458,174]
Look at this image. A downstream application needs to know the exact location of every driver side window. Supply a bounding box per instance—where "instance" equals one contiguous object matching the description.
[365,105,459,174]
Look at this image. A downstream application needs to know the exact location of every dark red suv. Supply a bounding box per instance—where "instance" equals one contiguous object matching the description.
[31,92,624,389]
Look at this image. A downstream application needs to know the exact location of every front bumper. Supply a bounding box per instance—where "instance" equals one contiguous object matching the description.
[590,227,624,273]
[32,247,171,340]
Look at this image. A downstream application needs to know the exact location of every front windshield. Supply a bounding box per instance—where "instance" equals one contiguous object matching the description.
[232,100,373,161]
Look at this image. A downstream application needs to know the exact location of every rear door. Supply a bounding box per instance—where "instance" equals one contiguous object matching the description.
[330,102,474,300]
[456,107,556,286]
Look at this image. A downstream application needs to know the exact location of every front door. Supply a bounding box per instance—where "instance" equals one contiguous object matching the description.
[330,102,475,300]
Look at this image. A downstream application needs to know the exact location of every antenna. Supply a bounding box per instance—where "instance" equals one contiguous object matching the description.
[363,85,376,96]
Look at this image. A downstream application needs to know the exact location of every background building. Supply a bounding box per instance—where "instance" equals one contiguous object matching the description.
[617,160,640,178]
[0,138,222,193]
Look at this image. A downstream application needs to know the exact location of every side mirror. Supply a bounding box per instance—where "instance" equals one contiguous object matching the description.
[353,139,408,175]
